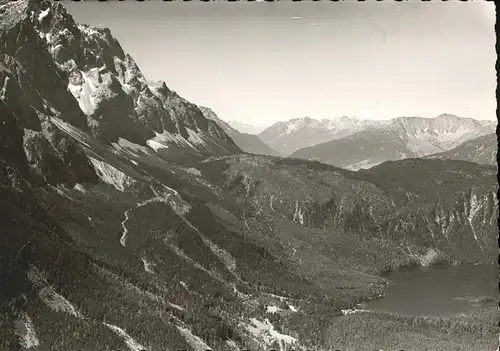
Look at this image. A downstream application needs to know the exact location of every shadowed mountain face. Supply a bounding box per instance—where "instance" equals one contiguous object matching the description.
[290,115,496,170]
[0,1,498,350]
[199,106,282,157]
[426,133,497,166]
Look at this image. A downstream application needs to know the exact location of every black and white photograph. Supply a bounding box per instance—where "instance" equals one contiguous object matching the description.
[0,0,497,350]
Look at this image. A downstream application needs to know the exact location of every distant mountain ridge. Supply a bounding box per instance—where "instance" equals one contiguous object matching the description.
[227,121,269,135]
[426,133,497,166]
[258,116,385,155]
[289,114,496,170]
[199,107,282,156]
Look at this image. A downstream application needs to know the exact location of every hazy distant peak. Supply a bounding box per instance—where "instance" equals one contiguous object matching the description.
[226,120,269,135]
[290,113,496,170]
[197,109,281,156]
[258,115,384,155]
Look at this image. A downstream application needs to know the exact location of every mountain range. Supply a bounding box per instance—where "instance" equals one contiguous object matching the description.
[0,1,497,350]
[288,114,496,170]
[227,121,269,135]
[258,116,384,155]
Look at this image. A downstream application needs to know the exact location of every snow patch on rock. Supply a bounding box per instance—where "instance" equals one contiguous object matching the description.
[38,8,50,22]
[67,71,98,115]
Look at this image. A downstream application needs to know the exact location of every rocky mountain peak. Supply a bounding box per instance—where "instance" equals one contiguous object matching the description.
[259,116,383,155]
[1,0,240,145]
[0,0,240,187]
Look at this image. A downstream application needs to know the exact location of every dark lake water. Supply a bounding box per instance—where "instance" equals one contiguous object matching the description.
[362,264,498,317]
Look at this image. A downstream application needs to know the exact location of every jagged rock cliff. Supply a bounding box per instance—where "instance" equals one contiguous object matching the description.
[0,0,240,172]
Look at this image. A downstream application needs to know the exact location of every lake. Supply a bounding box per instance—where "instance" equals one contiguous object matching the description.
[361,263,498,317]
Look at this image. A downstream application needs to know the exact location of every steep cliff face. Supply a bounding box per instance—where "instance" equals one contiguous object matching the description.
[0,0,240,157]
[0,57,97,186]
[0,0,89,130]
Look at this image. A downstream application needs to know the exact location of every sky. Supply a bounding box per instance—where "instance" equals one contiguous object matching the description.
[65,0,496,125]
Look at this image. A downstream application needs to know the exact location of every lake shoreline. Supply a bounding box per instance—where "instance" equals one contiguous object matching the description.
[358,262,497,318]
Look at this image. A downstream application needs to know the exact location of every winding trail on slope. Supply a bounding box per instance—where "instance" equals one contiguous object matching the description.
[120,209,132,247]
[119,184,181,247]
